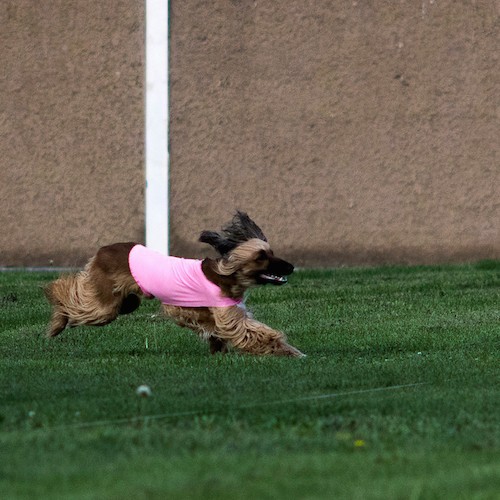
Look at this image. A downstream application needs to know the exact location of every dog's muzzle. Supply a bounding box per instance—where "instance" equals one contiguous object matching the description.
[259,273,289,285]
[258,258,294,285]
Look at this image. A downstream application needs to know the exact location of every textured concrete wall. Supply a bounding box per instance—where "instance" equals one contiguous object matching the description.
[1,1,499,267]
[170,0,499,266]
[1,1,145,266]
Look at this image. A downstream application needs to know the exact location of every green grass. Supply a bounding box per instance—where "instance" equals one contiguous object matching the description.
[1,263,499,499]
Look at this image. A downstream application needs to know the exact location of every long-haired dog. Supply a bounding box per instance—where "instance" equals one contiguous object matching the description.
[44,212,304,357]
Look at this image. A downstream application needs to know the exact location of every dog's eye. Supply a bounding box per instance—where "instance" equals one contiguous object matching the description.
[256,250,268,262]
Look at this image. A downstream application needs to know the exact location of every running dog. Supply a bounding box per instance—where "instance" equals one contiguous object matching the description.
[44,212,304,357]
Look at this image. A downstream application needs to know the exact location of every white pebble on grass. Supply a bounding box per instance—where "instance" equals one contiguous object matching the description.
[136,385,152,398]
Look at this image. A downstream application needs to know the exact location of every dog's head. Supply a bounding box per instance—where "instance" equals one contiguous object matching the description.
[200,212,294,297]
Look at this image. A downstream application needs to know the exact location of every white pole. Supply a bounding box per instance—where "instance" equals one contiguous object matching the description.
[145,0,169,254]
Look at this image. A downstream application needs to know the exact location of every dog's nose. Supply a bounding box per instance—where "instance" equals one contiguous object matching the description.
[285,262,294,275]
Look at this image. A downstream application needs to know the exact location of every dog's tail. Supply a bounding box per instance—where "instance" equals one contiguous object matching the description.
[44,273,88,309]
[44,276,69,305]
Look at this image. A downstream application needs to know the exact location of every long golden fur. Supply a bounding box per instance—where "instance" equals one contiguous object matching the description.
[44,213,304,357]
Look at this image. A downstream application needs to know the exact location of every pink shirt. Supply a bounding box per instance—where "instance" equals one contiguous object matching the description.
[128,245,241,308]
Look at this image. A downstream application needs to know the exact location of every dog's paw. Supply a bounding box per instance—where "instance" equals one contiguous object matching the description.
[277,343,306,358]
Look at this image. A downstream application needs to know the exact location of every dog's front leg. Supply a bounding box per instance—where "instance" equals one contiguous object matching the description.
[162,304,230,354]
[208,336,229,354]
[210,306,305,357]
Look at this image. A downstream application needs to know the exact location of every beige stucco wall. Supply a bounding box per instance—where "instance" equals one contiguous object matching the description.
[1,1,145,266]
[1,1,499,267]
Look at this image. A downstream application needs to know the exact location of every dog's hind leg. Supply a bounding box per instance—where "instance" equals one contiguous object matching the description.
[44,281,69,337]
[49,312,68,337]
[46,302,69,337]
[44,243,141,336]
[43,270,117,335]
[118,294,141,315]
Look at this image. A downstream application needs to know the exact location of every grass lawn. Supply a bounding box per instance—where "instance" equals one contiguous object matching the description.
[0,262,499,499]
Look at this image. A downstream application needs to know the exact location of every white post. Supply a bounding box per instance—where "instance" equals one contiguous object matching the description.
[145,0,169,254]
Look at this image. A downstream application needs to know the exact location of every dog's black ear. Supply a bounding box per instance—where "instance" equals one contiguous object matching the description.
[222,211,268,243]
[199,231,236,255]
[200,212,268,256]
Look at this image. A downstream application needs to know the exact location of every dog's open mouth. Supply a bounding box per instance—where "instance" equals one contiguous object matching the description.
[259,273,288,285]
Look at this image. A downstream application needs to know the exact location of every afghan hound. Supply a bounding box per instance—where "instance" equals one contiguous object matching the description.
[44,212,304,357]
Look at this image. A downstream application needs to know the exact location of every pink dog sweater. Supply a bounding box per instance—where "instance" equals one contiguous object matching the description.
[128,245,241,308]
